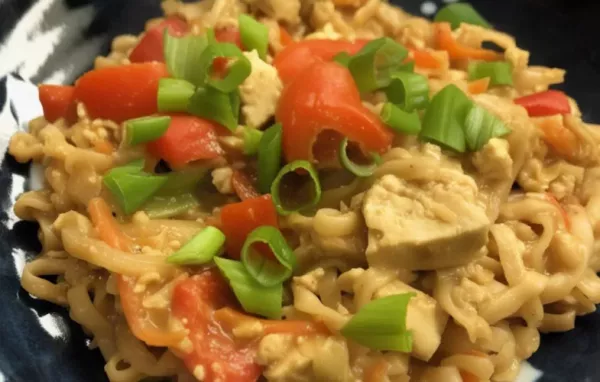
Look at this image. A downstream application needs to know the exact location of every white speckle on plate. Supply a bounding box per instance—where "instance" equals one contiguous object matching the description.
[516,361,543,382]
[420,1,438,16]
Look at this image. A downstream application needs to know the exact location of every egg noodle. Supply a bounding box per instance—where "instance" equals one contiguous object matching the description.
[9,1,600,381]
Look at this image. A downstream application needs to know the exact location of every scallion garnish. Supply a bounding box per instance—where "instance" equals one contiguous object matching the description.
[420,84,473,153]
[271,160,321,216]
[157,78,196,113]
[347,37,409,93]
[239,14,269,60]
[124,116,171,146]
[384,71,429,112]
[200,43,252,93]
[434,3,491,30]
[464,104,511,151]
[166,226,225,265]
[155,167,208,196]
[143,193,200,219]
[242,127,264,155]
[109,158,145,176]
[333,52,352,67]
[164,32,209,86]
[339,138,382,177]
[103,168,168,214]
[380,103,422,135]
[241,226,296,287]
[214,257,282,319]
[468,61,513,87]
[257,123,283,194]
[187,86,240,131]
[340,293,415,352]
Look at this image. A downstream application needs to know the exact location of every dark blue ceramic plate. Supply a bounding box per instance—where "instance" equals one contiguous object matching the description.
[1,1,599,381]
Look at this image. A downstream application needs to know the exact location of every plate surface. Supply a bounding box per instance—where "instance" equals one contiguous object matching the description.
[0,1,599,381]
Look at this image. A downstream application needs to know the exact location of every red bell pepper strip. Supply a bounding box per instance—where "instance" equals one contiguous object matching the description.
[129,17,188,63]
[215,26,244,49]
[514,90,571,117]
[220,195,279,259]
[172,271,262,382]
[74,62,169,123]
[38,84,78,124]
[273,39,369,84]
[146,115,224,168]
[231,169,260,200]
[276,60,393,164]
[279,26,294,48]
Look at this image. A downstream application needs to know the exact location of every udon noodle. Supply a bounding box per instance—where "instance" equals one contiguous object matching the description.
[8,0,600,381]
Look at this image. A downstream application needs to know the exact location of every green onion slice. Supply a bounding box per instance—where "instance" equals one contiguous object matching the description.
[200,43,252,93]
[164,32,209,86]
[380,103,422,135]
[340,293,415,352]
[348,37,409,93]
[397,60,415,73]
[214,257,283,319]
[166,226,225,265]
[239,14,269,60]
[420,84,473,153]
[124,116,171,146]
[156,166,208,196]
[241,226,296,287]
[464,104,511,151]
[143,193,200,219]
[434,3,492,30]
[157,78,196,113]
[188,86,240,131]
[339,138,382,177]
[108,158,145,177]
[271,160,321,216]
[257,123,283,194]
[242,127,264,155]
[468,61,513,87]
[103,170,168,215]
[384,71,429,112]
[333,52,352,67]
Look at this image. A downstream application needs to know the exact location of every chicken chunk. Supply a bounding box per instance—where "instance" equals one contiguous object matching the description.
[363,174,490,270]
[239,50,283,128]
[375,280,449,361]
[472,138,513,182]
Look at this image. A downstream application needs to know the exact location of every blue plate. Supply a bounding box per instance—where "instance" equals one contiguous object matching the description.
[1,1,599,381]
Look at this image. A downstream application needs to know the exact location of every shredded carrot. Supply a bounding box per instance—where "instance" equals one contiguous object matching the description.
[408,48,442,69]
[468,77,490,95]
[435,23,501,61]
[364,359,389,382]
[533,116,578,159]
[546,193,571,231]
[214,307,330,337]
[87,197,134,252]
[460,370,480,382]
[279,25,294,47]
[93,139,115,155]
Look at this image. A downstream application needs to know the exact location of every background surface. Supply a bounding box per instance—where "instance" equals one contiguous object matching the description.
[0,1,599,381]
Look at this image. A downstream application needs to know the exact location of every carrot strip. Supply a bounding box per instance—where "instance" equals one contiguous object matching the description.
[546,193,571,231]
[532,116,578,159]
[435,22,501,61]
[93,140,115,155]
[409,48,442,69]
[468,77,490,95]
[87,197,134,252]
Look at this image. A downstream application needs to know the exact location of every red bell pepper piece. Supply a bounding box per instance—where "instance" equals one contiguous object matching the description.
[231,169,260,200]
[514,90,571,117]
[38,84,77,124]
[129,17,188,63]
[214,26,244,49]
[74,62,169,122]
[273,39,368,84]
[146,115,224,168]
[276,60,393,164]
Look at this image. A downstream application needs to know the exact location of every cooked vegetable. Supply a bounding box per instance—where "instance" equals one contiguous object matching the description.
[533,116,578,158]
[434,3,491,30]
[241,226,296,286]
[241,127,264,155]
[514,90,571,117]
[239,14,269,59]
[187,86,240,131]
[38,84,77,123]
[435,22,500,61]
[214,257,283,318]
[167,226,226,265]
[258,123,283,194]
[276,61,393,164]
[156,166,208,196]
[384,71,430,112]
[124,116,171,146]
[464,104,511,151]
[163,32,210,86]
[271,160,322,216]
[214,26,244,49]
[339,137,382,177]
[200,43,252,92]
[157,78,196,112]
[468,61,513,87]
[143,193,200,219]
[232,169,260,200]
[278,25,294,48]
[103,166,168,214]
[407,47,443,69]
[380,103,422,135]
[340,293,415,352]
[87,197,134,252]
[129,17,188,63]
[467,77,491,94]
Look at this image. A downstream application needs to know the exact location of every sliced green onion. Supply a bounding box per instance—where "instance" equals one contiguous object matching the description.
[340,293,415,352]
[257,123,283,194]
[103,171,168,214]
[464,104,511,151]
[380,103,421,135]
[124,116,171,146]
[271,160,321,216]
[434,3,491,30]
[397,60,415,73]
[188,86,239,131]
[214,257,282,318]
[164,32,209,86]
[143,193,200,219]
[241,226,296,287]
[339,138,382,177]
[157,78,196,113]
[333,52,352,67]
[384,71,429,112]
[242,127,264,155]
[109,159,145,177]
[239,14,269,60]
[420,84,473,153]
[156,166,208,196]
[200,43,252,93]
[468,62,513,87]
[348,37,409,93]
[166,226,225,265]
